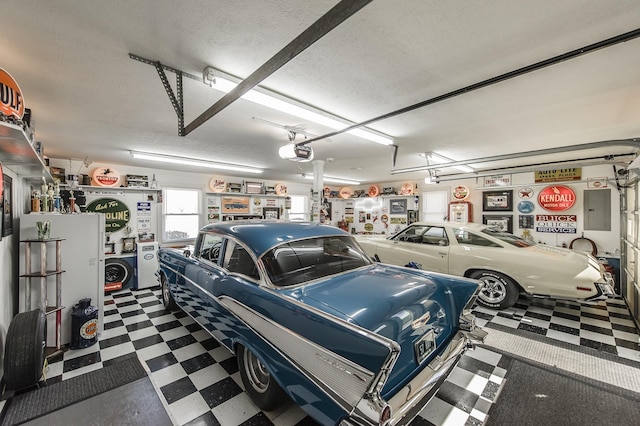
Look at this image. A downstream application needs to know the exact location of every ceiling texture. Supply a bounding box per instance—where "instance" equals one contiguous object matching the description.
[3,0,640,185]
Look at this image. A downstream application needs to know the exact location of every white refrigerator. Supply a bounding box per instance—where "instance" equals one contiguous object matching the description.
[20,213,106,347]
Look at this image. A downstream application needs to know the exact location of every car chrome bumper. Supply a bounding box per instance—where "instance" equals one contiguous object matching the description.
[587,272,617,301]
[384,327,486,426]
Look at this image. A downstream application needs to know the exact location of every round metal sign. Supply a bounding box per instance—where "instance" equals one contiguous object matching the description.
[517,200,535,213]
[0,68,25,119]
[538,185,576,211]
[86,197,131,233]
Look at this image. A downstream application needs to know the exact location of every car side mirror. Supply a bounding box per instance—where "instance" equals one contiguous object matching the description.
[183,249,191,258]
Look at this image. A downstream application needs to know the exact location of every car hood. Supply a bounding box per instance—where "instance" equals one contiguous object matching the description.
[281,264,479,394]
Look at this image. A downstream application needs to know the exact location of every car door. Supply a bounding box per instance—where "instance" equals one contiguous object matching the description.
[379,225,450,273]
[185,232,226,324]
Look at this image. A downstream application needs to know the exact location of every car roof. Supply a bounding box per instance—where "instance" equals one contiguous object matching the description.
[200,221,350,256]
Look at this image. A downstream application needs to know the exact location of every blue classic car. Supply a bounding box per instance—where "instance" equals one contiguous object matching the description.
[157,221,486,425]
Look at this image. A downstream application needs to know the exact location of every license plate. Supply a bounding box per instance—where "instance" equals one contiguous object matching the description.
[414,330,436,364]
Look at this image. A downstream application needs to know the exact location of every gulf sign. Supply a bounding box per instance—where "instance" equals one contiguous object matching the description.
[0,68,25,119]
[538,185,576,211]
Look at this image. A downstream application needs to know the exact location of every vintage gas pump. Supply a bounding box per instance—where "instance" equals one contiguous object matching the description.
[449,201,473,223]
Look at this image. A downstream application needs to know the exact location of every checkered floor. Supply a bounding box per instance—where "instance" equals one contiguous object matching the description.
[20,289,638,425]
[471,295,640,363]
[37,288,509,425]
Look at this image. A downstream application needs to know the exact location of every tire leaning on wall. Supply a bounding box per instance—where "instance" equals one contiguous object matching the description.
[2,309,47,390]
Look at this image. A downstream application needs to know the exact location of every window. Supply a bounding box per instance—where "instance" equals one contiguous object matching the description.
[393,225,448,246]
[453,228,501,248]
[288,194,308,221]
[163,188,200,243]
[262,236,371,287]
[198,233,224,264]
[224,241,259,280]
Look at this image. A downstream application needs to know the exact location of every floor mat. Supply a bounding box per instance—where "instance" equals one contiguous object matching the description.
[1,355,147,425]
[486,356,640,426]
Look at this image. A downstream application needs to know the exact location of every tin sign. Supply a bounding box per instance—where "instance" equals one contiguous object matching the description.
[0,68,25,119]
[484,175,511,187]
[538,185,576,211]
[535,215,577,233]
[535,168,581,183]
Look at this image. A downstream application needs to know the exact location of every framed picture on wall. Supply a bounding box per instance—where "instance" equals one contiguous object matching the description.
[483,214,513,233]
[482,190,513,211]
[2,174,12,237]
[390,198,407,214]
[263,207,279,220]
[221,196,250,214]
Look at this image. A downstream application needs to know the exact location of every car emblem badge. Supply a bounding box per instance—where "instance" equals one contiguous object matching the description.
[412,312,431,329]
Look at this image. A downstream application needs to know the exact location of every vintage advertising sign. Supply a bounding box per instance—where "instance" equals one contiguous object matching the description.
[587,177,608,188]
[484,175,511,187]
[86,198,131,233]
[538,185,576,211]
[534,168,581,183]
[0,68,25,118]
[452,185,470,200]
[535,214,577,233]
[91,167,121,187]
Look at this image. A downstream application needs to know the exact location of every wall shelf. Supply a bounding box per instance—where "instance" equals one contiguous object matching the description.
[0,121,52,181]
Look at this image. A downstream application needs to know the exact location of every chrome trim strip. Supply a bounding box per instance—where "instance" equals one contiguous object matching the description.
[220,296,376,411]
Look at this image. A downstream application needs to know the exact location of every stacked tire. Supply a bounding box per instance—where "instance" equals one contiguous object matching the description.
[2,309,47,391]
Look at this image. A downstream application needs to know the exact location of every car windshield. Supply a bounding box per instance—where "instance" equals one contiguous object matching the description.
[481,227,536,248]
[261,236,372,287]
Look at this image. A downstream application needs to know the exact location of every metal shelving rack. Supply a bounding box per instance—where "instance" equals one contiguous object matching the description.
[20,237,66,356]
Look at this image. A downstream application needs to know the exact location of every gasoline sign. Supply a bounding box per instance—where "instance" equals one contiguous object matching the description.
[86,198,131,233]
[0,68,25,119]
[538,185,576,211]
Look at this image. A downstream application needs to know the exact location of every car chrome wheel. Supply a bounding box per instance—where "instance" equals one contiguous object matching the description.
[244,349,270,393]
[479,277,506,304]
[471,270,519,310]
[237,345,286,411]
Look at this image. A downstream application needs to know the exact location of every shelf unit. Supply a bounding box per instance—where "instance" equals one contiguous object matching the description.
[20,238,66,354]
[0,120,52,181]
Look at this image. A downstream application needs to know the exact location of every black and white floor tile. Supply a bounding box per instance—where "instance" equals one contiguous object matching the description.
[471,296,640,363]
[31,288,640,425]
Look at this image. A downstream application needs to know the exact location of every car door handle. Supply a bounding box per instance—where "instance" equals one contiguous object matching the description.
[438,252,447,256]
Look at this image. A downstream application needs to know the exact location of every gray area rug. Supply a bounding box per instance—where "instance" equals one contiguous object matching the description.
[486,357,640,426]
[1,356,147,425]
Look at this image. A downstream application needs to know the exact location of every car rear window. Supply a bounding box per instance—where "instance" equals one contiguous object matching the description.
[262,236,372,287]
[481,228,536,247]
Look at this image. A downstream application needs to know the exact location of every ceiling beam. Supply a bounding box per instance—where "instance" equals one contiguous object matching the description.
[182,0,374,136]
[299,26,640,146]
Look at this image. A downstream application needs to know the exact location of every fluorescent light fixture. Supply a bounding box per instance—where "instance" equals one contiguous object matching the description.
[302,174,360,185]
[206,69,393,146]
[131,151,263,174]
[422,152,475,173]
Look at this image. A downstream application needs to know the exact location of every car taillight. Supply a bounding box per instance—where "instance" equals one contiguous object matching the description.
[379,405,391,425]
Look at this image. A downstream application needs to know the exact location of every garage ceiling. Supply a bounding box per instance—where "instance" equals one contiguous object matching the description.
[3,0,640,185]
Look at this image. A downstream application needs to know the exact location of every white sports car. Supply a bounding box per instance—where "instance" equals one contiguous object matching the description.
[357,222,615,309]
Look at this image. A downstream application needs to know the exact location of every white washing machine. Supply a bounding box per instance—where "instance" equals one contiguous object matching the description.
[136,242,159,289]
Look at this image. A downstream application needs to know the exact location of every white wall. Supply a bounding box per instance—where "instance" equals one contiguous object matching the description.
[422,165,621,254]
